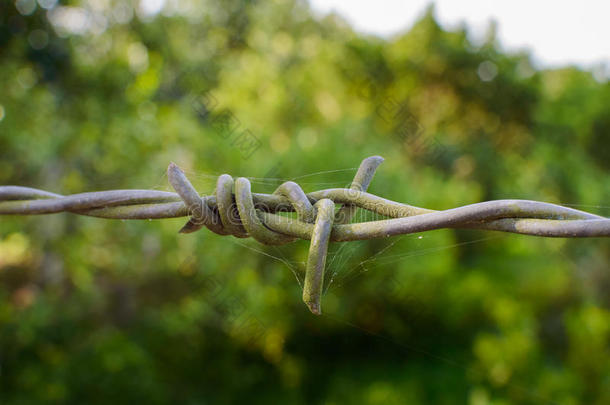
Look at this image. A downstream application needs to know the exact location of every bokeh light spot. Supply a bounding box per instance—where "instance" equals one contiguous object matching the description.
[28,29,49,50]
[477,60,498,81]
[37,0,57,10]
[127,42,149,73]
[138,0,165,18]
[17,67,37,89]
[15,0,36,16]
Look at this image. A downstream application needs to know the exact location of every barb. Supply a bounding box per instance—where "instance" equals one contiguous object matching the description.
[1,156,609,314]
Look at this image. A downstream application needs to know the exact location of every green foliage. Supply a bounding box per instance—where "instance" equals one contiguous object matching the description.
[0,1,609,404]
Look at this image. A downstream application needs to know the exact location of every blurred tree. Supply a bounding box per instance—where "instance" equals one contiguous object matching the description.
[0,1,608,404]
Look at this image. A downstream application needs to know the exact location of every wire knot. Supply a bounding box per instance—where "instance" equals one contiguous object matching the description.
[167,156,385,314]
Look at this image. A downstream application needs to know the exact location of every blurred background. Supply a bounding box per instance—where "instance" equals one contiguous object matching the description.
[1,1,609,404]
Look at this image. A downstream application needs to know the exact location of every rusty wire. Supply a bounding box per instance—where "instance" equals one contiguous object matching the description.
[1,156,609,314]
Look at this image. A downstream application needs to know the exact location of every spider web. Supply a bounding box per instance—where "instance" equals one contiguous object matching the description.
[165,166,499,295]
[154,164,610,299]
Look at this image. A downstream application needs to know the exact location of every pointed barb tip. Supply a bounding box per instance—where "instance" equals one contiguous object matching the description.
[305,301,321,316]
[168,162,183,174]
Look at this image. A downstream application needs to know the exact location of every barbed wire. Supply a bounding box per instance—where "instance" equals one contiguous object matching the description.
[1,156,609,314]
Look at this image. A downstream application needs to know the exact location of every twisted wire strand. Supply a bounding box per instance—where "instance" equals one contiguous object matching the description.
[1,156,609,314]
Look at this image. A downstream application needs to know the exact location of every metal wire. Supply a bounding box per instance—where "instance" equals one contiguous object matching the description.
[1,156,609,314]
